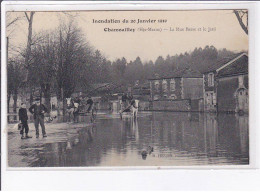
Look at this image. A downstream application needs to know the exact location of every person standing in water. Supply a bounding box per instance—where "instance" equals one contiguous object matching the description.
[86,96,94,113]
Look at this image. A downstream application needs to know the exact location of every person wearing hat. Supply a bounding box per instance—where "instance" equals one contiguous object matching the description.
[29,98,48,138]
[18,103,32,139]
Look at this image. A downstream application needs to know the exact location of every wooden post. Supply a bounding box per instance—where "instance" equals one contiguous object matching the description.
[6,37,9,113]
[6,37,9,62]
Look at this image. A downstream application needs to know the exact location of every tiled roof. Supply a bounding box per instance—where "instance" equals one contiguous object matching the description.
[202,52,246,73]
[217,55,248,77]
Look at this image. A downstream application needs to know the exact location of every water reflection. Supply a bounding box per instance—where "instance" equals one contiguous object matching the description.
[8,114,92,124]
[22,112,248,167]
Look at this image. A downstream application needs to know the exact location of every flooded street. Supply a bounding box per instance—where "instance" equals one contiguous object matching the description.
[8,112,249,167]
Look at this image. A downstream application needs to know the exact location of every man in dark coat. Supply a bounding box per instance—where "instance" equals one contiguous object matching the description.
[120,93,129,113]
[18,103,32,139]
[122,93,128,103]
[86,96,94,112]
[29,98,48,138]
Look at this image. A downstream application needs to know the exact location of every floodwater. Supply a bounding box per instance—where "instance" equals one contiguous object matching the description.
[8,112,249,167]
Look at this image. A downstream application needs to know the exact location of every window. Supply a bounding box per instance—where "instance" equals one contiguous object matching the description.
[170,79,175,91]
[206,92,215,105]
[162,80,168,93]
[208,73,214,87]
[154,80,159,92]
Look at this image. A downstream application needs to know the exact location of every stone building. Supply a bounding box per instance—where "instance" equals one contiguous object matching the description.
[202,52,248,113]
[149,68,204,111]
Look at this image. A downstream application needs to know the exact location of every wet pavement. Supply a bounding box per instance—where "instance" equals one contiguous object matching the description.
[7,111,249,167]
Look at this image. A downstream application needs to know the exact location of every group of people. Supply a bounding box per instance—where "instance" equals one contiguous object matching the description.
[67,96,94,123]
[17,93,138,139]
[18,98,48,139]
[18,96,95,139]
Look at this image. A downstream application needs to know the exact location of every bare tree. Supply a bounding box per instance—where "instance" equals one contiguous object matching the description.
[28,18,92,115]
[7,59,26,113]
[6,13,26,112]
[30,31,58,111]
[23,12,35,106]
[56,20,91,114]
[234,10,248,35]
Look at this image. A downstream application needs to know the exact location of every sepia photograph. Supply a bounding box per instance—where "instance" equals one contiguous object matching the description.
[5,9,249,168]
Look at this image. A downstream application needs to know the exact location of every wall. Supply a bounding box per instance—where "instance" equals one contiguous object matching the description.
[152,99,191,111]
[217,75,248,113]
[139,101,150,111]
[244,75,249,89]
[190,99,204,112]
[183,78,203,99]
[217,76,238,112]
[99,101,111,110]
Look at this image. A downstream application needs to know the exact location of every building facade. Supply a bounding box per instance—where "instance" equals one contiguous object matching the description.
[203,52,248,113]
[149,68,204,111]
[150,68,203,101]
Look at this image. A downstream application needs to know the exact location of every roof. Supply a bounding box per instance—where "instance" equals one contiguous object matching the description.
[217,55,248,77]
[132,82,150,89]
[202,52,246,74]
[73,82,125,95]
[148,67,202,80]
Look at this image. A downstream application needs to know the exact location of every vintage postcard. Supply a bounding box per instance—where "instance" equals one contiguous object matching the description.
[4,8,249,168]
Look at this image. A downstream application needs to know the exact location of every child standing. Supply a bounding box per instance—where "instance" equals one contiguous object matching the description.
[19,103,32,139]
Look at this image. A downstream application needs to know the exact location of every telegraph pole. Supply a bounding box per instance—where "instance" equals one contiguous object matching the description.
[6,36,9,113]
[6,37,9,63]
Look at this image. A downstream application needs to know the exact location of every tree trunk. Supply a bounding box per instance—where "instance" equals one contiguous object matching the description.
[29,87,33,105]
[24,12,34,72]
[42,83,51,112]
[56,86,62,116]
[57,99,62,116]
[62,88,66,116]
[13,89,18,113]
[63,97,67,116]
[58,28,64,116]
[7,93,11,113]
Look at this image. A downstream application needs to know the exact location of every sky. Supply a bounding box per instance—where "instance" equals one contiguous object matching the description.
[6,10,248,62]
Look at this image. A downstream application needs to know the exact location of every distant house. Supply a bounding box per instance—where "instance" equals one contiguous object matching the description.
[202,52,248,113]
[72,83,127,111]
[149,68,203,101]
[148,68,204,111]
[131,82,150,98]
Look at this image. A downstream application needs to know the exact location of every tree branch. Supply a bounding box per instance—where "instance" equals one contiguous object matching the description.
[234,10,248,35]
[6,17,21,28]
[24,12,30,22]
